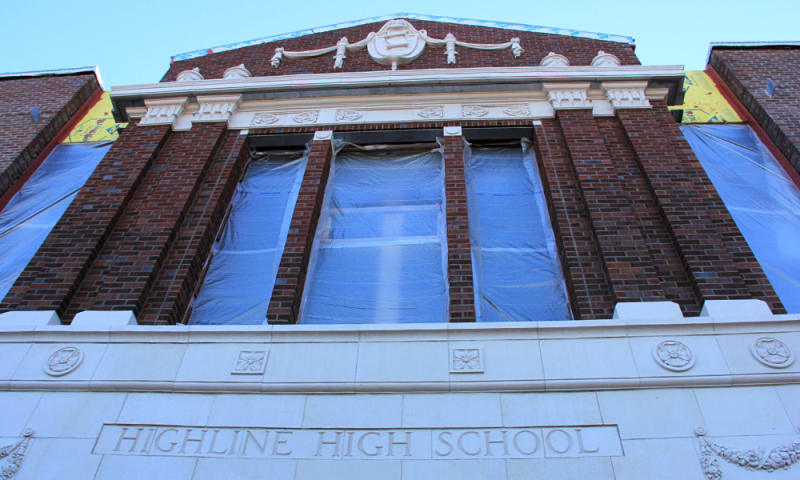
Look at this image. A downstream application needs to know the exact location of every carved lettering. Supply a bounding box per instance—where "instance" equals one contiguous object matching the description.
[435,431,454,457]
[513,430,540,455]
[484,430,509,457]
[575,428,599,453]
[272,431,293,456]
[357,431,382,456]
[457,431,482,456]
[155,428,179,453]
[96,424,621,460]
[388,432,412,457]
[315,431,343,457]
[545,429,573,454]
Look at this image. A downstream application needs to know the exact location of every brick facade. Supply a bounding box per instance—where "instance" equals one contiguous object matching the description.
[709,46,800,175]
[0,72,100,202]
[163,19,639,82]
[1,22,788,323]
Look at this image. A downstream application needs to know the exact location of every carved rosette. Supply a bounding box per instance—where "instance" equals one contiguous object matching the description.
[696,427,800,478]
[417,106,444,119]
[450,348,483,373]
[176,67,204,81]
[503,105,531,117]
[652,340,695,372]
[292,111,319,124]
[462,105,489,118]
[231,350,268,375]
[252,113,280,126]
[44,346,83,376]
[751,337,794,368]
[336,109,363,122]
[0,430,33,479]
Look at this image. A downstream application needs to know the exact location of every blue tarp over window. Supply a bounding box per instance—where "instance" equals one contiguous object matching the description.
[189,151,308,325]
[466,142,570,321]
[682,124,800,313]
[0,142,111,301]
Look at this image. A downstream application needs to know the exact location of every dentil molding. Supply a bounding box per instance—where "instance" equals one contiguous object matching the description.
[602,81,651,109]
[543,83,592,110]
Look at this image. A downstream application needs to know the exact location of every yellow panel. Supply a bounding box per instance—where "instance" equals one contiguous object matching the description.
[63,91,125,143]
[672,71,742,124]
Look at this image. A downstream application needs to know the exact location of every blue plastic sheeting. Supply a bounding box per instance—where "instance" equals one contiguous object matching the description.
[189,152,308,325]
[466,142,570,321]
[682,124,800,313]
[300,147,449,324]
[0,142,111,301]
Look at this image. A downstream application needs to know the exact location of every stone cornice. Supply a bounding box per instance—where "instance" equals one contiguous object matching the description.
[112,65,684,103]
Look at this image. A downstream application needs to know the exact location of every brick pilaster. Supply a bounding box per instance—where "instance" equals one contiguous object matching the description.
[442,134,476,322]
[267,137,333,324]
[61,123,228,321]
[0,123,171,317]
[616,102,784,313]
[556,109,667,305]
[139,131,249,325]
[532,120,615,319]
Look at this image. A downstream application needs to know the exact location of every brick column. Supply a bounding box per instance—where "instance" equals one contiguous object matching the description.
[533,120,615,319]
[0,123,170,317]
[267,132,333,324]
[616,101,784,313]
[61,123,228,321]
[556,108,666,304]
[442,128,476,322]
[139,131,249,325]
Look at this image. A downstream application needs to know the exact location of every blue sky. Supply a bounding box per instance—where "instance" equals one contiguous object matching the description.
[2,0,797,88]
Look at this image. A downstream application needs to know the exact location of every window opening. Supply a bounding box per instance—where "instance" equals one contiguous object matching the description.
[187,149,308,325]
[299,143,449,324]
[0,142,111,301]
[682,124,800,313]
[465,140,570,321]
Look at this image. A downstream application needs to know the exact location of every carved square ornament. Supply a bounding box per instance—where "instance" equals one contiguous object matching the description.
[231,350,269,375]
[450,347,484,373]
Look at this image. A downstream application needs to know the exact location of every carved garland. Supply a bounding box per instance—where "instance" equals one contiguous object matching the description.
[0,430,33,480]
[270,19,523,71]
[696,427,800,479]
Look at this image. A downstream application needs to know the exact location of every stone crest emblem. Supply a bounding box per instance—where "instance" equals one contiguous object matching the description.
[750,337,794,368]
[652,340,695,372]
[367,19,426,70]
[44,346,83,376]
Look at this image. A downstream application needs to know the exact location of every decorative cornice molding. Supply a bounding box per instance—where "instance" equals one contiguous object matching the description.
[193,94,242,123]
[112,65,684,102]
[543,82,592,109]
[602,81,651,109]
[591,50,621,67]
[268,19,524,71]
[540,52,569,67]
[176,67,204,81]
[222,64,252,79]
[139,97,189,126]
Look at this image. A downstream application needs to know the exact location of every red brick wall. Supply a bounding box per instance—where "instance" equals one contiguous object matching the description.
[617,102,784,314]
[710,47,800,175]
[61,123,229,322]
[442,134,476,322]
[267,138,332,324]
[1,123,170,315]
[163,19,639,82]
[139,131,249,325]
[0,72,100,199]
